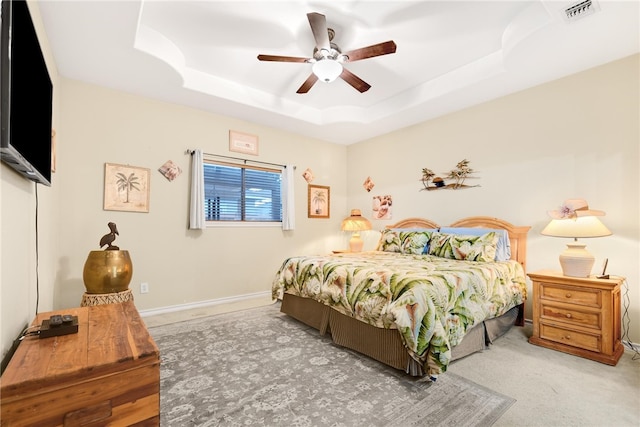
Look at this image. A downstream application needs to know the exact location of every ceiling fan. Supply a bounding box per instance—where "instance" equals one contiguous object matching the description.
[257,12,396,94]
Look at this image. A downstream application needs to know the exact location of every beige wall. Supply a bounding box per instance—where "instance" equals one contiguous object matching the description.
[52,80,348,313]
[347,54,640,343]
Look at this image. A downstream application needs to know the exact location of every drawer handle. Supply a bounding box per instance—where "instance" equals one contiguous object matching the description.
[565,293,572,298]
[564,335,571,340]
[565,313,572,319]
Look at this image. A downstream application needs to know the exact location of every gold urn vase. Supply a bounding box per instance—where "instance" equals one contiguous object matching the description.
[83,250,133,294]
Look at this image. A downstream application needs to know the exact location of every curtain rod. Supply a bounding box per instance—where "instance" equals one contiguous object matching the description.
[186,150,295,169]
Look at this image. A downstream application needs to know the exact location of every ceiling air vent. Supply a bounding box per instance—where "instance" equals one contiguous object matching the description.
[563,0,600,22]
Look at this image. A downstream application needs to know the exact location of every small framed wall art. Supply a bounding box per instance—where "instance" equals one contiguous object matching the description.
[308,184,330,218]
[103,163,150,213]
[158,160,182,182]
[229,130,259,156]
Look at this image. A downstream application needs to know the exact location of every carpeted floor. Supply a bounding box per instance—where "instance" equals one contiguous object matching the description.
[150,303,515,426]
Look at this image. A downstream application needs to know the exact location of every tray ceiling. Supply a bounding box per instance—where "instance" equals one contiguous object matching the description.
[38,1,639,144]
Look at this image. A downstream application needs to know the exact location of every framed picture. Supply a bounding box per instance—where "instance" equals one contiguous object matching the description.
[372,194,393,220]
[158,160,182,182]
[308,184,330,218]
[229,130,259,156]
[103,163,150,213]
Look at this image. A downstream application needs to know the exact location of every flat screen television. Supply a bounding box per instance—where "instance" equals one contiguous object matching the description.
[0,0,53,186]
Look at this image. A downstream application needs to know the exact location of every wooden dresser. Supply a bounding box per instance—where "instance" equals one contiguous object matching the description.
[1,301,160,426]
[528,270,624,365]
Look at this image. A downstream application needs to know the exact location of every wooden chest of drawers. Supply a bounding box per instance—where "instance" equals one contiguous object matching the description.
[1,301,160,426]
[528,270,624,365]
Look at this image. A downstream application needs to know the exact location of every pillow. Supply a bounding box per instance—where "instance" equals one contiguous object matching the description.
[427,231,498,262]
[376,228,436,255]
[439,227,511,261]
[376,229,402,253]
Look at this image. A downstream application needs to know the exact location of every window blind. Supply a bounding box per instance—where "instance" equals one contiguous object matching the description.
[203,160,282,222]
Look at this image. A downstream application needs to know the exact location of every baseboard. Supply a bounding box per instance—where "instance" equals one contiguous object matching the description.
[623,341,640,354]
[138,291,273,318]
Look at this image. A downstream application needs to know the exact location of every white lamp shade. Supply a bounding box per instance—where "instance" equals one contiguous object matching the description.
[312,59,343,83]
[541,216,611,238]
[341,209,372,232]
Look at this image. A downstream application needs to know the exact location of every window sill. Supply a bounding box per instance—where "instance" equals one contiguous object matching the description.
[205,221,282,228]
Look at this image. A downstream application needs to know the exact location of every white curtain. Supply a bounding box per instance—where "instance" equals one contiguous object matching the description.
[189,149,205,230]
[282,164,295,230]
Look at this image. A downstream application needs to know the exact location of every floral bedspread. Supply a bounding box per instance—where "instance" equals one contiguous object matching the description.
[271,251,526,377]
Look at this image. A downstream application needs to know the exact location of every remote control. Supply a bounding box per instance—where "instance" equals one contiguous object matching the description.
[49,315,63,327]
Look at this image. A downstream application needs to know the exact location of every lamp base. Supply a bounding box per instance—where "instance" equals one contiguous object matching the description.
[349,232,364,252]
[559,242,595,277]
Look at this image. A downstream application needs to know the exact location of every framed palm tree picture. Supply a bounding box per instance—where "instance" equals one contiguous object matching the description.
[308,184,330,218]
[103,163,150,213]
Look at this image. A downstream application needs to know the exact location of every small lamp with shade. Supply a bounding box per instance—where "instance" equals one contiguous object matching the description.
[541,199,611,278]
[341,209,372,252]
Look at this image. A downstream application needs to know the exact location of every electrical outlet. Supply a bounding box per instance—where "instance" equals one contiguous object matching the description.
[140,282,149,294]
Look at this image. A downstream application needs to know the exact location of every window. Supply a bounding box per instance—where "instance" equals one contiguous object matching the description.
[203,160,282,222]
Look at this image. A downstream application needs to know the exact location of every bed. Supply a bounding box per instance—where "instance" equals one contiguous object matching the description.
[271,216,530,379]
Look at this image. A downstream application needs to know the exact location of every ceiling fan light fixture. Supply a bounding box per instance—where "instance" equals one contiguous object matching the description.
[312,59,343,83]
[257,12,397,93]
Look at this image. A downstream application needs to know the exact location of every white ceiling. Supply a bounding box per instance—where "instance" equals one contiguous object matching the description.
[37,1,639,145]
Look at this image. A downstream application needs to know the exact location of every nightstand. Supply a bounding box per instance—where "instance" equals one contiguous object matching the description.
[528,270,624,365]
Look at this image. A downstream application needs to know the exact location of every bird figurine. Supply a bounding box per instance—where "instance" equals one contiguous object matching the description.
[99,222,120,250]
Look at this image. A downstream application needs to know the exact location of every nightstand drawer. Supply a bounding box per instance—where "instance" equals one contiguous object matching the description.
[539,323,600,353]
[540,283,601,308]
[541,304,600,329]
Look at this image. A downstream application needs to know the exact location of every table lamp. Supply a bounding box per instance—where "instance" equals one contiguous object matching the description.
[541,199,611,277]
[341,209,372,252]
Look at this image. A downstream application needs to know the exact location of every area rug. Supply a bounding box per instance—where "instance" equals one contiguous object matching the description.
[150,303,515,426]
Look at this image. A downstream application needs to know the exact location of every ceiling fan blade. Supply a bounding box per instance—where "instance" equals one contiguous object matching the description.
[339,68,371,93]
[307,12,330,50]
[257,54,309,63]
[296,74,319,94]
[342,40,397,62]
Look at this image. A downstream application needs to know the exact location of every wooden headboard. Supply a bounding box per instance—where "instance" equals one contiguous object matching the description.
[386,217,440,229]
[387,216,531,271]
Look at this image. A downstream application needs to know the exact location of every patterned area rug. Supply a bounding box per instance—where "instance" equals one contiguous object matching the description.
[150,303,515,426]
